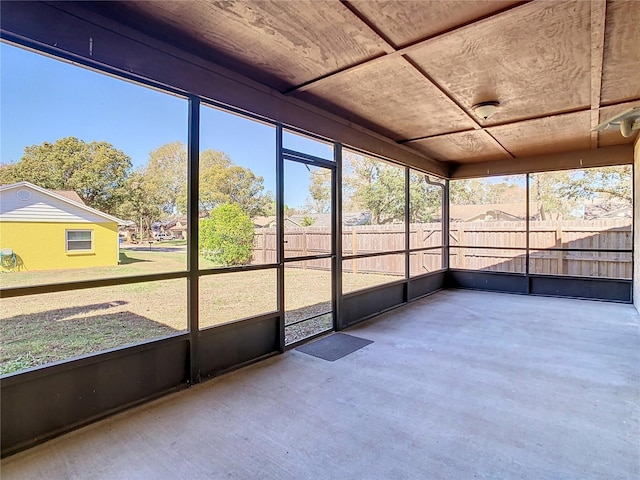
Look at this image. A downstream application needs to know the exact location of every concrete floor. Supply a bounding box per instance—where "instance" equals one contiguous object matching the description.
[2,290,639,479]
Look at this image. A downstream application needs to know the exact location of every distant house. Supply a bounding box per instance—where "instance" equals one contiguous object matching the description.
[252,216,277,228]
[252,216,302,228]
[118,220,137,242]
[168,216,188,240]
[0,181,124,272]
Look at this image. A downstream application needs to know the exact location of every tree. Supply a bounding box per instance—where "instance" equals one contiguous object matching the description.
[529,171,574,219]
[409,172,443,223]
[146,142,187,216]
[560,165,631,204]
[344,153,405,224]
[449,178,527,205]
[199,203,255,266]
[116,169,164,239]
[304,168,332,214]
[172,146,269,217]
[0,137,131,215]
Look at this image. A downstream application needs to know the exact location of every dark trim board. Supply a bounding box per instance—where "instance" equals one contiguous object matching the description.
[446,270,528,294]
[340,271,446,329]
[408,271,446,301]
[198,315,280,378]
[447,270,632,303]
[340,282,406,329]
[529,275,632,303]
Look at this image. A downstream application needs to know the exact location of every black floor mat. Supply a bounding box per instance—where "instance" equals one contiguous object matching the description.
[296,333,373,361]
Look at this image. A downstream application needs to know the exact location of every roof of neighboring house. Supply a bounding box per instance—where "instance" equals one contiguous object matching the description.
[287,212,372,227]
[343,212,372,226]
[450,203,540,222]
[0,181,125,224]
[584,203,632,220]
[254,212,372,228]
[289,214,328,227]
[169,222,187,231]
[50,190,85,205]
[253,216,276,228]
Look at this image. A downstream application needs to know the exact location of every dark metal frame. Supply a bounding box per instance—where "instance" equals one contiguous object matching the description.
[187,95,201,384]
[408,171,447,278]
[447,171,634,302]
[280,136,338,347]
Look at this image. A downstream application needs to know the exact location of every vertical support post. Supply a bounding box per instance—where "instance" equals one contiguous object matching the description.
[632,157,636,303]
[276,124,285,351]
[526,173,531,293]
[443,179,450,272]
[417,223,424,272]
[333,142,343,330]
[187,95,200,385]
[404,167,410,301]
[405,167,410,281]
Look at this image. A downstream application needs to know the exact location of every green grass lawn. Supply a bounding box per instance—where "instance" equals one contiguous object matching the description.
[1,249,399,375]
[157,239,187,246]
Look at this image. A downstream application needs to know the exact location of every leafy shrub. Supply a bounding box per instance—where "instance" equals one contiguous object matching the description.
[199,203,254,266]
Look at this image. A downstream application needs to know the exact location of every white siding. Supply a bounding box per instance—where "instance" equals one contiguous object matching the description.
[0,188,109,223]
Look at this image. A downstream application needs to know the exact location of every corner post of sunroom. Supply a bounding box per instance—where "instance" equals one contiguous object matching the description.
[634,134,640,313]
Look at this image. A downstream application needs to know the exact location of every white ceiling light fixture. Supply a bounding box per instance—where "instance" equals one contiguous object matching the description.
[472,101,500,120]
[592,106,640,138]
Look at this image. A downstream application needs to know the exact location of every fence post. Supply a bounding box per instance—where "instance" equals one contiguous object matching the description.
[416,223,423,274]
[555,222,567,275]
[352,229,358,274]
[262,229,267,263]
[302,230,307,269]
[458,226,466,269]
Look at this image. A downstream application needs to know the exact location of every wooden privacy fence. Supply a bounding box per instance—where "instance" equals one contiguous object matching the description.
[253,219,631,279]
[449,219,631,279]
[253,224,443,276]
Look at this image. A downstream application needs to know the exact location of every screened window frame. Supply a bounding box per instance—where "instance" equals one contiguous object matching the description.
[448,168,633,280]
[341,147,409,258]
[408,169,446,276]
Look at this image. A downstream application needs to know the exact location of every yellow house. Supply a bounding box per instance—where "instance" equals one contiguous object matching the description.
[0,181,124,272]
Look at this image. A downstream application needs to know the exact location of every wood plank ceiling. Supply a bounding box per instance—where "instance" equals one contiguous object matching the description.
[79,0,639,167]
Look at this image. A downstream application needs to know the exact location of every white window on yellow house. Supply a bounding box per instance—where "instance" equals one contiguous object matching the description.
[66,230,93,252]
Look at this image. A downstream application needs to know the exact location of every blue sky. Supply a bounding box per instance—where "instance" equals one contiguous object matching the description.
[1,42,333,208]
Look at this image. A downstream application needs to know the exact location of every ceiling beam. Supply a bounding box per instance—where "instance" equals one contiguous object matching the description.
[338,0,396,54]
[284,1,530,95]
[402,96,640,146]
[449,144,633,179]
[590,0,607,149]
